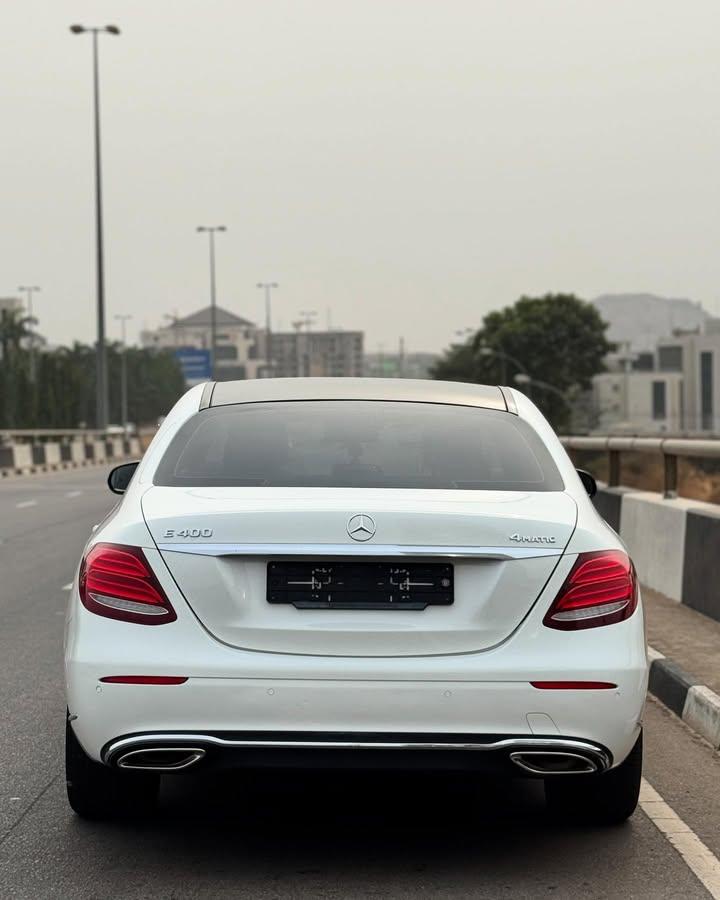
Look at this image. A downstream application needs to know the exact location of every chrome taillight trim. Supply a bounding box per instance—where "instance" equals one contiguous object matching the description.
[549,599,630,622]
[89,593,169,616]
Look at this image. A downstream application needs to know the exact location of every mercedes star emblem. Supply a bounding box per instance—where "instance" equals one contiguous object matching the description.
[347,514,376,542]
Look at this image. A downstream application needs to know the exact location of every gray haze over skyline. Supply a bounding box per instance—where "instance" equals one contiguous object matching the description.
[4,0,720,354]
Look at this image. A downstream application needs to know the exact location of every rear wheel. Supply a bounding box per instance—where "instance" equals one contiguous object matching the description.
[65,718,160,820]
[544,731,642,826]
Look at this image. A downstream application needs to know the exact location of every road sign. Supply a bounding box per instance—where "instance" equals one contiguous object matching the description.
[174,347,212,385]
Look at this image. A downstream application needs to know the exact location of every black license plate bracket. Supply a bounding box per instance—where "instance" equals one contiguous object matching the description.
[267,561,454,610]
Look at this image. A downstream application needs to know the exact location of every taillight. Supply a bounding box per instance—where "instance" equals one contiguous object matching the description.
[79,543,176,625]
[543,550,637,631]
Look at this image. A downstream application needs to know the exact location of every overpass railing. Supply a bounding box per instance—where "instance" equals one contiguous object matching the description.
[561,435,720,499]
[0,429,112,445]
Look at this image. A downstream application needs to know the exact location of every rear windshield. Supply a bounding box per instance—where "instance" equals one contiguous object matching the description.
[154,401,564,491]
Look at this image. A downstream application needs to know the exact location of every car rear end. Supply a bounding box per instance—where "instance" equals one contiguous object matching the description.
[64,379,647,821]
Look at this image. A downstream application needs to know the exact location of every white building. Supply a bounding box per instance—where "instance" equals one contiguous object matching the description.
[269,330,364,378]
[657,321,720,432]
[141,306,267,382]
[592,371,684,433]
[591,318,720,434]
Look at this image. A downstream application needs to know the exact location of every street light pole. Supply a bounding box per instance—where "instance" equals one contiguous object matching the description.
[256,282,278,376]
[18,286,41,321]
[114,314,132,428]
[514,374,571,427]
[196,226,226,379]
[18,286,41,382]
[70,24,120,429]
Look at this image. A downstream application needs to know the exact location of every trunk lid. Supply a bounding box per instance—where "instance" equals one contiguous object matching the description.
[143,487,576,656]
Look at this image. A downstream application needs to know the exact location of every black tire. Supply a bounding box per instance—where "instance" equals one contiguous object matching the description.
[544,731,642,826]
[65,718,160,820]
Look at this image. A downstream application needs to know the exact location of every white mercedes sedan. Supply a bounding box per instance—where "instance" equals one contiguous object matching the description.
[64,378,647,824]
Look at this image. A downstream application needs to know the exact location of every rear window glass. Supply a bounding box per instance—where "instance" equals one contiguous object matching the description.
[154,401,564,491]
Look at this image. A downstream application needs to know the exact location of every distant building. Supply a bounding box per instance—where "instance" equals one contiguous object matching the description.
[141,306,266,382]
[364,351,438,379]
[592,371,684,433]
[592,293,708,354]
[269,330,364,378]
[0,297,24,315]
[656,321,720,432]
[591,317,720,433]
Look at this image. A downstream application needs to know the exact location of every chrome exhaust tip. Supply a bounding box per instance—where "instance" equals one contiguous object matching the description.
[509,750,599,775]
[115,747,206,771]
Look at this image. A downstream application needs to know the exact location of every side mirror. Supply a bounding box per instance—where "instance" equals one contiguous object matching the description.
[576,468,597,498]
[108,461,139,495]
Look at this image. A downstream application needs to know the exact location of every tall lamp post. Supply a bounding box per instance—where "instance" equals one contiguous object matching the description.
[256,282,278,376]
[69,23,120,430]
[196,226,226,379]
[18,285,41,382]
[514,373,572,427]
[114,314,132,428]
[476,344,529,386]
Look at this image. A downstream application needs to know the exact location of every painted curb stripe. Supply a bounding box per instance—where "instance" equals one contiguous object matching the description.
[648,647,720,750]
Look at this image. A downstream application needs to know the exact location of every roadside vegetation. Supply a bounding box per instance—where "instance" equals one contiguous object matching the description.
[0,307,185,428]
[432,294,612,430]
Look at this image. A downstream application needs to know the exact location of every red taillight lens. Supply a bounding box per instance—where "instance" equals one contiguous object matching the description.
[543,550,637,631]
[79,543,176,625]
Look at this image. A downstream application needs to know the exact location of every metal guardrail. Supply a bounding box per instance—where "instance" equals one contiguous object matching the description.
[0,429,123,445]
[561,435,720,499]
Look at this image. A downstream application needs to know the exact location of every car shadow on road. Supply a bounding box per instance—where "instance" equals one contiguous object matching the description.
[71,768,641,889]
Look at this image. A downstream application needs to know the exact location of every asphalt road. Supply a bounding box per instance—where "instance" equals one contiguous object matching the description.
[1,466,719,899]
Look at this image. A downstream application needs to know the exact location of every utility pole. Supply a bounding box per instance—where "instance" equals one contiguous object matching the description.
[256,282,278,376]
[297,311,317,377]
[18,286,41,382]
[70,23,120,429]
[114,314,132,427]
[196,226,226,379]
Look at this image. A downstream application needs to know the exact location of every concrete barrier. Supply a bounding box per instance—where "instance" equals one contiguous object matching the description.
[12,445,33,469]
[70,441,86,464]
[594,485,720,622]
[0,431,141,478]
[620,493,690,602]
[44,443,61,466]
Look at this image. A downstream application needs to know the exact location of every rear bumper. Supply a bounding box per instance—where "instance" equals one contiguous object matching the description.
[65,561,648,771]
[102,730,613,776]
[68,673,645,769]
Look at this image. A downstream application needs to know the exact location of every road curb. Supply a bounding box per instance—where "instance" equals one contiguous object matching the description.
[648,645,720,749]
[0,455,136,481]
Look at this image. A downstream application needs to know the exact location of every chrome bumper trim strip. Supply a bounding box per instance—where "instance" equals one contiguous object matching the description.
[156,542,562,560]
[105,733,610,772]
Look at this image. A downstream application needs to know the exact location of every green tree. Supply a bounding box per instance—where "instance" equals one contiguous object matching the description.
[432,294,612,429]
[0,308,33,428]
[0,319,186,429]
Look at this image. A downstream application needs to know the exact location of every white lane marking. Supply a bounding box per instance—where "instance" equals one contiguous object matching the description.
[62,583,73,591]
[65,491,82,498]
[641,778,720,898]
[15,500,37,509]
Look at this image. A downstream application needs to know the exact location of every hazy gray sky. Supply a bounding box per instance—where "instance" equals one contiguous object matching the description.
[4,0,720,354]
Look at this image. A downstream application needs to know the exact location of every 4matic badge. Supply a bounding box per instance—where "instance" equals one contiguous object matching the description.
[508,533,556,544]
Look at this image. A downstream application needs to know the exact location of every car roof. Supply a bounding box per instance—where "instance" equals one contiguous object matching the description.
[202,378,512,412]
